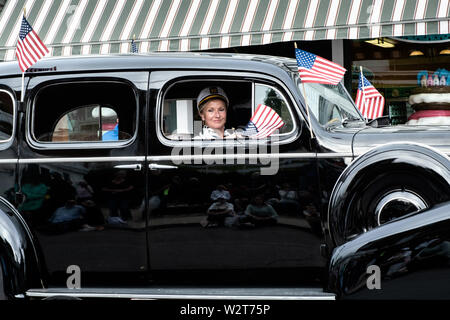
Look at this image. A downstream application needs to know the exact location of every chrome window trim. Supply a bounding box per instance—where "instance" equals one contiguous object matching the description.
[154,71,305,149]
[26,79,140,150]
[0,89,16,146]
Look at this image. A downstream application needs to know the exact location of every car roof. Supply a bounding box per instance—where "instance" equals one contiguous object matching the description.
[0,52,298,78]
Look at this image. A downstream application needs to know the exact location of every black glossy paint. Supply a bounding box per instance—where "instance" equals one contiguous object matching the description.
[328,201,450,299]
[0,53,447,297]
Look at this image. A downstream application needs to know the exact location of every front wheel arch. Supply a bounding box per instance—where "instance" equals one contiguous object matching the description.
[327,144,450,249]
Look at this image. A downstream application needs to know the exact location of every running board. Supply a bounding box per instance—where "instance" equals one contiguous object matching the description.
[26,287,335,300]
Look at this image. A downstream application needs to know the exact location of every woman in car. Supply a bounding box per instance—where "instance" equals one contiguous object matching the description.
[195,86,240,139]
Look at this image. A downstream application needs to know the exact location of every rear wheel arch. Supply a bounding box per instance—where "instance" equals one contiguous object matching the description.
[327,144,450,248]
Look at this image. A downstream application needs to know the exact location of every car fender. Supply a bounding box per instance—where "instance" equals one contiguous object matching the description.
[0,198,45,299]
[326,142,450,248]
[327,201,450,299]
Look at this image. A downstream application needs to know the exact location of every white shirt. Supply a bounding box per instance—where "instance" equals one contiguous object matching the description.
[195,126,238,139]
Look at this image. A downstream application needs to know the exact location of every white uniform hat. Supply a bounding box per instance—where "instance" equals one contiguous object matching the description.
[197,86,229,112]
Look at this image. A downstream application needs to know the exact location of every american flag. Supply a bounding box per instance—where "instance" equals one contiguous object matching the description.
[295,48,346,85]
[355,73,385,119]
[241,104,284,138]
[16,16,49,72]
[131,38,138,53]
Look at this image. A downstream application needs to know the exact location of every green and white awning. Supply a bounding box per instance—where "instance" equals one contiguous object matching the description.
[0,0,449,61]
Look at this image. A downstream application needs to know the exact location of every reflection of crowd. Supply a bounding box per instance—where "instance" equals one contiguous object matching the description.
[201,184,279,229]
[17,165,137,234]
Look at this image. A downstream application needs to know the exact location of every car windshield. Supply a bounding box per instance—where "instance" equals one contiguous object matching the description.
[293,73,365,128]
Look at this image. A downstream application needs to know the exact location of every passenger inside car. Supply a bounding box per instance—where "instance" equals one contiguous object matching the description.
[194,86,241,139]
[162,80,293,141]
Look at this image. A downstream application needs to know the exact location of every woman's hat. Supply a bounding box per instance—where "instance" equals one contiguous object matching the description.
[197,87,229,111]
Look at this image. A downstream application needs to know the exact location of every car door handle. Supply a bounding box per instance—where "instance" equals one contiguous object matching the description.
[149,163,178,170]
[114,164,142,171]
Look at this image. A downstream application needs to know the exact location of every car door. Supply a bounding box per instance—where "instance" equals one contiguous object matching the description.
[146,70,326,285]
[17,71,149,287]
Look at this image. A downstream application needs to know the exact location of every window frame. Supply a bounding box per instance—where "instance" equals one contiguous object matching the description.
[27,79,139,150]
[156,73,301,148]
[0,89,16,147]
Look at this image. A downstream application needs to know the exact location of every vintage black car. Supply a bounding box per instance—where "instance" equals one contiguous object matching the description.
[0,53,449,300]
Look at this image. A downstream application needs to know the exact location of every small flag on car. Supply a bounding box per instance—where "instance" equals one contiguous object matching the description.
[241,104,284,138]
[355,72,385,119]
[16,15,49,72]
[295,48,346,85]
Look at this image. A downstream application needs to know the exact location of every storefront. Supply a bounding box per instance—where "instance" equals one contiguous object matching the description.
[0,0,448,123]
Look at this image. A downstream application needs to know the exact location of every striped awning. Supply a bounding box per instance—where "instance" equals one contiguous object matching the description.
[0,0,449,61]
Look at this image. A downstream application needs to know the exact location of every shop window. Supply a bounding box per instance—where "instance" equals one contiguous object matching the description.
[351,38,450,125]
[0,90,14,142]
[32,82,136,144]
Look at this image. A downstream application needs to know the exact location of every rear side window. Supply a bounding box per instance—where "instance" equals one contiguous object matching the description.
[0,90,14,142]
[32,82,136,144]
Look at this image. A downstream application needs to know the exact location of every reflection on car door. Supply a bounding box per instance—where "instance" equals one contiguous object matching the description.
[146,73,326,286]
[18,72,149,287]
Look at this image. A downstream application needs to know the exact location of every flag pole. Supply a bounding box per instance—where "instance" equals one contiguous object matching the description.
[295,42,314,139]
[359,66,367,121]
[20,7,26,103]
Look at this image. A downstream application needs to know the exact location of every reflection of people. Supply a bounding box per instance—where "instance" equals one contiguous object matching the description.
[210,184,231,201]
[276,182,300,214]
[49,199,85,224]
[102,170,134,223]
[195,86,240,139]
[19,176,49,226]
[76,181,94,202]
[201,195,236,228]
[242,195,278,226]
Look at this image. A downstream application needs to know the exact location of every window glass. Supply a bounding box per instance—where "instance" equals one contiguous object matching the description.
[0,91,14,141]
[254,84,294,134]
[33,82,136,143]
[161,80,296,140]
[300,81,364,127]
[162,81,252,140]
[52,105,119,142]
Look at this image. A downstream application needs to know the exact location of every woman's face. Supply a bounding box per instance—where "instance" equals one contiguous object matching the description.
[200,99,227,133]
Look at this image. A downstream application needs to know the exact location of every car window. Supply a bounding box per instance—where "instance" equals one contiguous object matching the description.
[161,80,295,141]
[0,90,14,142]
[300,81,364,126]
[254,83,294,135]
[162,80,252,140]
[32,82,136,143]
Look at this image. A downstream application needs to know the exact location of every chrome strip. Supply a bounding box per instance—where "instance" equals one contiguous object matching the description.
[15,153,353,164]
[26,288,335,300]
[0,89,16,145]
[147,153,352,162]
[0,159,18,164]
[18,156,145,164]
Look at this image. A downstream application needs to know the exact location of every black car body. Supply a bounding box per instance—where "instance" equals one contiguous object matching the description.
[0,53,449,300]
